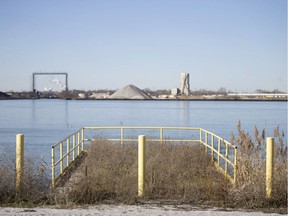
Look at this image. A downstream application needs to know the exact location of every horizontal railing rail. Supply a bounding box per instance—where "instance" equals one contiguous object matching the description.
[83,126,201,144]
[51,126,237,187]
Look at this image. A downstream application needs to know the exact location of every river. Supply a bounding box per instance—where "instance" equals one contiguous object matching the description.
[0,99,286,163]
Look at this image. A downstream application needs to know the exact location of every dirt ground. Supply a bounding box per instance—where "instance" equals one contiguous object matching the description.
[0,204,284,216]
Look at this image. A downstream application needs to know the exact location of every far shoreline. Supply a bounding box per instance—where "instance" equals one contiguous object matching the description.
[0,97,287,102]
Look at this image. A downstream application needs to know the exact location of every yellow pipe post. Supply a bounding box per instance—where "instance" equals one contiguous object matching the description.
[266,137,274,199]
[138,135,146,197]
[16,134,24,199]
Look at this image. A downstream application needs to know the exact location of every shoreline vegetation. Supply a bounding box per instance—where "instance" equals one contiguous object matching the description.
[0,124,287,213]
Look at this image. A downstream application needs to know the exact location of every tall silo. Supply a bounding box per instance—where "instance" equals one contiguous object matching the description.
[180,72,190,96]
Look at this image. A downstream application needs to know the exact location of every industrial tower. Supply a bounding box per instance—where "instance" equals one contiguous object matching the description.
[180,72,190,96]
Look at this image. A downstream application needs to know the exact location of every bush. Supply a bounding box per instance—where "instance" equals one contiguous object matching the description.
[229,122,287,208]
[1,123,286,212]
[0,148,50,205]
[55,125,287,210]
[0,148,15,203]
[58,140,228,205]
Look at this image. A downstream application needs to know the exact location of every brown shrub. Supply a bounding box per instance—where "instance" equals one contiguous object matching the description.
[0,148,17,203]
[1,123,286,210]
[0,148,50,205]
[60,124,287,209]
[145,143,228,202]
[60,140,228,205]
[61,139,138,204]
[229,121,287,208]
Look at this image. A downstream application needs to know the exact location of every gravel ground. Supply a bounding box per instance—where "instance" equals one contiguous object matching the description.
[0,205,284,216]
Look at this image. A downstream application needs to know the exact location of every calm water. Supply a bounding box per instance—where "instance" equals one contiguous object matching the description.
[0,99,287,162]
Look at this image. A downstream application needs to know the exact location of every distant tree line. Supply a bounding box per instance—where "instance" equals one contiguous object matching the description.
[255,89,284,94]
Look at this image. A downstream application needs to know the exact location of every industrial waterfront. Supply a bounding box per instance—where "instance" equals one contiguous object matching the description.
[1,72,287,101]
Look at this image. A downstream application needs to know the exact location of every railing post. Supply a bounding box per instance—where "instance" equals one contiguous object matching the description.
[217,138,220,165]
[233,147,237,185]
[60,142,63,174]
[200,129,207,153]
[138,135,146,197]
[266,137,274,199]
[211,135,214,161]
[16,134,24,200]
[225,142,228,177]
[77,131,81,156]
[81,128,84,152]
[73,134,76,161]
[121,127,124,146]
[67,138,70,167]
[160,128,163,144]
[51,147,55,188]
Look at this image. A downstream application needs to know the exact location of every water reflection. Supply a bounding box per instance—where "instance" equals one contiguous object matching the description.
[31,100,71,129]
[179,101,190,127]
[65,100,69,127]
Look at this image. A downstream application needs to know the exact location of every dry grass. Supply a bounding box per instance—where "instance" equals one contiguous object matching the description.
[0,148,50,205]
[53,125,287,210]
[0,123,286,212]
[229,121,287,209]
[0,148,15,203]
[145,143,227,202]
[56,140,228,205]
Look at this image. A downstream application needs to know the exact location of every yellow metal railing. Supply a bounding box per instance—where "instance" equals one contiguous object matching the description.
[51,128,85,188]
[83,126,201,144]
[199,128,237,184]
[51,126,237,187]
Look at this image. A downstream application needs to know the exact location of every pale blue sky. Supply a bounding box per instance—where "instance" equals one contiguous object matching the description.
[0,0,286,92]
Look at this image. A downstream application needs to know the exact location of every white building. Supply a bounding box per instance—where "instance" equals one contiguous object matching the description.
[171,88,180,96]
[180,72,190,96]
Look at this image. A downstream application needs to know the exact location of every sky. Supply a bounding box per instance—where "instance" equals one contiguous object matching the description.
[0,0,287,92]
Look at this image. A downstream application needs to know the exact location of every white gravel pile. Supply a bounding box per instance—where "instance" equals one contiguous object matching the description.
[0,205,282,216]
[109,85,152,99]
